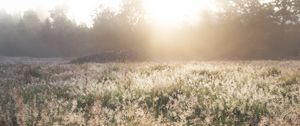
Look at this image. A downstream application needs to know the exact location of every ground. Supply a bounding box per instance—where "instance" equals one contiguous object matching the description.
[0,60,300,125]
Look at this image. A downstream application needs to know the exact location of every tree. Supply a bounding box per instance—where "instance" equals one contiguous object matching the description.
[273,0,300,26]
[92,0,146,52]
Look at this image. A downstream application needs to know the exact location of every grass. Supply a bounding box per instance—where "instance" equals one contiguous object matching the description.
[0,61,299,125]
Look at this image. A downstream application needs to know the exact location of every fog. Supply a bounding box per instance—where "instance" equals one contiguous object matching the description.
[0,0,299,60]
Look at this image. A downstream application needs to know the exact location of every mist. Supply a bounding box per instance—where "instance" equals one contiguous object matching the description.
[0,0,299,60]
[1,1,300,125]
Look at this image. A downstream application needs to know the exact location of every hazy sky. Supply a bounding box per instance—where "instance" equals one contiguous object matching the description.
[0,0,274,27]
[0,0,121,26]
[0,0,219,27]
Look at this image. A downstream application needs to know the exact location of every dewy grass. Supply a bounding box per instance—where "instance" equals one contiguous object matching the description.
[0,61,299,125]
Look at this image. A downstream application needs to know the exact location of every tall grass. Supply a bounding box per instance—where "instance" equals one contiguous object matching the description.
[0,61,299,125]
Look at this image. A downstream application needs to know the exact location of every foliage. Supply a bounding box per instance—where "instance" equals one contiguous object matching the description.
[0,61,299,125]
[0,0,300,58]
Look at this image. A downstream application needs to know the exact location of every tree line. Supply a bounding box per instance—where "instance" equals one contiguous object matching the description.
[0,0,299,59]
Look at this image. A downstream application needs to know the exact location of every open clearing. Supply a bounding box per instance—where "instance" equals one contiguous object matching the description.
[0,61,300,125]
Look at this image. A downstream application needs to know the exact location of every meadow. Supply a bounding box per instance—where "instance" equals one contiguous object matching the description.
[0,61,299,125]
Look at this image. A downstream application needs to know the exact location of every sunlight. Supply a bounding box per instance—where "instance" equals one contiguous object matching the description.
[0,0,122,27]
[143,0,217,26]
[64,0,122,27]
[66,0,101,27]
[0,0,217,27]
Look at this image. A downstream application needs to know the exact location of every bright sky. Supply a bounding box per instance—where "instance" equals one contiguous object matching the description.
[0,0,121,27]
[0,0,217,27]
[143,0,217,26]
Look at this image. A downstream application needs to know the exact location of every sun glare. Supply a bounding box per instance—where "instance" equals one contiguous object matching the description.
[0,0,217,27]
[143,0,216,26]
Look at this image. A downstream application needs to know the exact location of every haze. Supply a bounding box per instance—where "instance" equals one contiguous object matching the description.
[0,0,121,26]
[0,0,299,60]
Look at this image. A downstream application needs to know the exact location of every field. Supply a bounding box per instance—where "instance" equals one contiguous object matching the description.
[0,60,300,125]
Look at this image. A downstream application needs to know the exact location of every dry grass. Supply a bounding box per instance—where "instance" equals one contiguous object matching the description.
[0,61,299,125]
